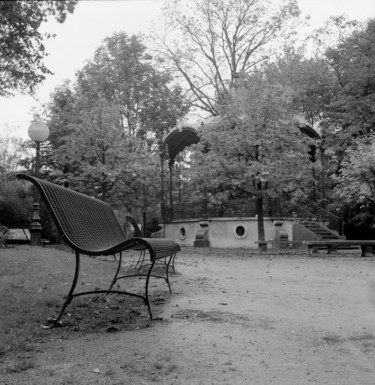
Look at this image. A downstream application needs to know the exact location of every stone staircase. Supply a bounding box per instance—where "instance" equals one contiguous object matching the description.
[299,219,344,240]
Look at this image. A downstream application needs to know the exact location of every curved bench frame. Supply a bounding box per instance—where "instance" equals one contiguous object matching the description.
[17,174,180,324]
[125,215,177,272]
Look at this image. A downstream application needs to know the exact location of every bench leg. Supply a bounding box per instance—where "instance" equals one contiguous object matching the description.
[50,251,81,325]
[144,260,155,319]
[108,254,157,320]
[361,245,372,257]
[170,253,177,273]
[165,255,174,293]
[327,245,337,254]
[109,251,123,290]
[258,243,267,252]
[308,246,319,255]
[135,249,146,271]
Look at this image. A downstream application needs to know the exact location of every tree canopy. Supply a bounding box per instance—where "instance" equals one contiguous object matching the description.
[0,0,77,97]
[188,68,312,239]
[323,18,375,140]
[41,32,189,204]
[155,0,300,115]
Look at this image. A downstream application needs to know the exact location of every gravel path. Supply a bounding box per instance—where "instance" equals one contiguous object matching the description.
[2,247,375,384]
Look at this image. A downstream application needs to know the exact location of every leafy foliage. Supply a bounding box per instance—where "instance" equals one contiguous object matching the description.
[270,50,336,127]
[0,224,8,248]
[0,178,33,226]
[0,132,27,171]
[322,18,375,144]
[0,0,77,96]
[38,32,188,207]
[188,70,312,239]
[192,71,311,198]
[76,32,189,144]
[333,136,375,207]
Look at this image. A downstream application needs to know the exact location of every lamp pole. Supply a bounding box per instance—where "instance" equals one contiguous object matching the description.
[27,120,49,246]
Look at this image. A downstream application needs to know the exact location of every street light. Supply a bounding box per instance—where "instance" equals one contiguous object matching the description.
[28,119,49,177]
[27,120,49,246]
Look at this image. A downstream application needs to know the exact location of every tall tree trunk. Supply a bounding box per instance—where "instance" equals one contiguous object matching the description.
[256,195,265,244]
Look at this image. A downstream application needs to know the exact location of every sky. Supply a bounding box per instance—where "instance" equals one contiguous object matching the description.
[0,0,374,140]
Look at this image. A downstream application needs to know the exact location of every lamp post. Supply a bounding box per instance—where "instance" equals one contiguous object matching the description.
[28,119,49,177]
[28,120,49,246]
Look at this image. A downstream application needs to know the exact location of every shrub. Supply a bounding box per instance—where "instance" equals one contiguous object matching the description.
[0,177,58,242]
[0,178,33,226]
[0,224,8,247]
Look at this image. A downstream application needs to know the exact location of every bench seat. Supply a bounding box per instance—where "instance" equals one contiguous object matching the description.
[17,174,180,324]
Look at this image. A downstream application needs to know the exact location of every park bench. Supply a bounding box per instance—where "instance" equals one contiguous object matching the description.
[17,173,180,324]
[304,240,375,257]
[3,226,50,247]
[4,226,30,245]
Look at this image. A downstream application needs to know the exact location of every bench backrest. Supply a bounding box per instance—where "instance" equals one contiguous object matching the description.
[125,215,144,237]
[17,174,127,255]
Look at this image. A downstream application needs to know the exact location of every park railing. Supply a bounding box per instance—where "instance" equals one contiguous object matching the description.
[163,197,285,221]
[163,197,343,235]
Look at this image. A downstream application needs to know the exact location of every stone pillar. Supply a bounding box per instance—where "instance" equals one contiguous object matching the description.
[29,202,42,246]
[194,220,210,248]
[273,220,289,249]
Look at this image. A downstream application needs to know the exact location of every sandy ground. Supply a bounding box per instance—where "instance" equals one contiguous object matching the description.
[2,247,375,385]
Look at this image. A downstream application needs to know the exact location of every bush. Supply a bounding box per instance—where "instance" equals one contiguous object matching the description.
[0,178,33,226]
[0,224,8,247]
[0,177,58,242]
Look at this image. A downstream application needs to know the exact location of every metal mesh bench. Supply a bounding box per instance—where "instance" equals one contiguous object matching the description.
[17,174,180,324]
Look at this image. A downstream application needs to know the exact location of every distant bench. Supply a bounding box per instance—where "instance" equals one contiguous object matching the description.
[17,173,180,324]
[4,226,30,245]
[4,226,50,247]
[304,240,375,257]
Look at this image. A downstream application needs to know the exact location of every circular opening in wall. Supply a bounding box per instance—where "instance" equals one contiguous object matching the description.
[234,225,246,239]
[179,227,187,240]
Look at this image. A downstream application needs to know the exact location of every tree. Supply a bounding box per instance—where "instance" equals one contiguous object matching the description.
[41,32,189,207]
[322,18,375,140]
[76,32,189,145]
[45,80,77,149]
[264,51,339,205]
[189,70,312,241]
[155,0,300,115]
[333,136,375,206]
[53,99,136,203]
[0,0,77,96]
[332,135,375,237]
[0,131,26,172]
[270,50,336,127]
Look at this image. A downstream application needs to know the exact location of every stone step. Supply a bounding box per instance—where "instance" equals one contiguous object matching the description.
[299,221,340,240]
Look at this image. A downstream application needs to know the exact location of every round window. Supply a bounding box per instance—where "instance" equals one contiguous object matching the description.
[179,227,187,240]
[234,225,246,239]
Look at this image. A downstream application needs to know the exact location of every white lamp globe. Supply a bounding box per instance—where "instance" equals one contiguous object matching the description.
[28,120,49,142]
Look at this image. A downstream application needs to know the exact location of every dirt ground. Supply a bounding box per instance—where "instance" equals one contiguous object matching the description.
[1,246,375,385]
